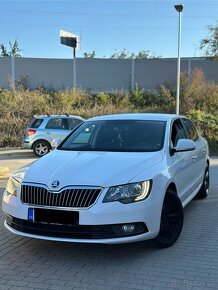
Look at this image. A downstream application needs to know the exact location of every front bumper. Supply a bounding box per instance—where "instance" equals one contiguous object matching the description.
[2,180,164,244]
[5,214,148,241]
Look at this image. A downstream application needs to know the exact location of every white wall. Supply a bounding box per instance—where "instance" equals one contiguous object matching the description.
[0,57,217,91]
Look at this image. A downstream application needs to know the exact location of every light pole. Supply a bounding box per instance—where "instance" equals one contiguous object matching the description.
[60,30,78,88]
[174,4,183,115]
[73,46,76,87]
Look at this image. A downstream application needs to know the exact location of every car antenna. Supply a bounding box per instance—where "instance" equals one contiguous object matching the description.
[46,113,50,116]
[65,113,69,117]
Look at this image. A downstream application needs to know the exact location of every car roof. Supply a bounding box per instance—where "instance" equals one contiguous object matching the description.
[88,113,185,122]
[34,115,85,120]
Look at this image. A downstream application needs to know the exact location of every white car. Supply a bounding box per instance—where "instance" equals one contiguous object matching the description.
[2,114,209,248]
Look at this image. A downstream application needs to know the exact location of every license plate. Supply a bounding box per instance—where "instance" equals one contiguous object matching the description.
[29,208,79,225]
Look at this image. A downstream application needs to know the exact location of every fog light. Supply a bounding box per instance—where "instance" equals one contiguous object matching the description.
[112,222,148,237]
[122,224,135,233]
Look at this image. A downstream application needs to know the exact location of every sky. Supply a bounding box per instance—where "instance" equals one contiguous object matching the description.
[0,0,217,59]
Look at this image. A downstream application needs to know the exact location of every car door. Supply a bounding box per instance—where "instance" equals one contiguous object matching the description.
[182,118,206,190]
[169,118,195,202]
[45,118,70,142]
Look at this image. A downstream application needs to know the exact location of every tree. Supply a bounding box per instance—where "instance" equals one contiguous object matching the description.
[110,49,160,59]
[110,49,134,59]
[83,51,96,58]
[199,25,218,58]
[0,40,22,57]
[135,50,160,59]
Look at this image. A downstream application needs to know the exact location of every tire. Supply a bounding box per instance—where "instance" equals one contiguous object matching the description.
[32,140,51,157]
[152,190,184,248]
[195,166,209,199]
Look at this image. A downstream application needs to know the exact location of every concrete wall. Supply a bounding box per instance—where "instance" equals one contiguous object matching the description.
[0,57,217,91]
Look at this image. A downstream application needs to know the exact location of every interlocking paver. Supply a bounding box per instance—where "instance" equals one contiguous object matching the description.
[0,156,217,289]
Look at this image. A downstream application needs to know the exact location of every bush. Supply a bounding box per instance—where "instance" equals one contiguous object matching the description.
[0,88,133,147]
[0,68,217,154]
[188,109,218,154]
[180,69,218,115]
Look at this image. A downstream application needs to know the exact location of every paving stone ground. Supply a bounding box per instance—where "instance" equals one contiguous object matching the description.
[0,151,217,290]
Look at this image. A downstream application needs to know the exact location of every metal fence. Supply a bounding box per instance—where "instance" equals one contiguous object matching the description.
[0,57,217,92]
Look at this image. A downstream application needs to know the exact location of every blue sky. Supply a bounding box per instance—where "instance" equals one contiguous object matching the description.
[0,0,217,58]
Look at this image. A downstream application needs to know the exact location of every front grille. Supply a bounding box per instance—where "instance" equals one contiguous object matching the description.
[21,184,102,208]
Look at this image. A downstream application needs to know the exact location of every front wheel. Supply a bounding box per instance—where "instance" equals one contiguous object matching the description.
[32,140,50,157]
[152,190,184,248]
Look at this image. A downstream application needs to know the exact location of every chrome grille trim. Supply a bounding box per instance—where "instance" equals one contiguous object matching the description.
[21,184,103,208]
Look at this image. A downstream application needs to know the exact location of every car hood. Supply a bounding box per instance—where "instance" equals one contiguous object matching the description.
[23,149,163,189]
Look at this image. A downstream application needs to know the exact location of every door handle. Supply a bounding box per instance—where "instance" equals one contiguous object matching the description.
[192,155,197,161]
[202,148,206,154]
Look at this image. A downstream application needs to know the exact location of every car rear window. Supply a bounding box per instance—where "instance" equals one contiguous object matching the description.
[30,118,44,129]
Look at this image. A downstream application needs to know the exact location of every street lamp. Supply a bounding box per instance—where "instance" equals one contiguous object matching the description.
[174,4,183,115]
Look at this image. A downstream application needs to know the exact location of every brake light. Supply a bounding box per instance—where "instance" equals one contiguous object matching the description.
[26,129,36,136]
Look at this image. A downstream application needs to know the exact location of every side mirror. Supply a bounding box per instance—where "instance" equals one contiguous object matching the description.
[51,138,62,150]
[172,139,196,154]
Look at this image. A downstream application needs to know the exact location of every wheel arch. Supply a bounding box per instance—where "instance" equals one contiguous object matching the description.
[166,182,177,195]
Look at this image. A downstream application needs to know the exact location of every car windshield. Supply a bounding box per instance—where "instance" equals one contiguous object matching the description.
[59,120,166,152]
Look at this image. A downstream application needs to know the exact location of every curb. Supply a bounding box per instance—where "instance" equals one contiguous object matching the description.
[0,147,21,151]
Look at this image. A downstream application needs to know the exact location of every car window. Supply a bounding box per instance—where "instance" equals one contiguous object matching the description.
[171,119,187,147]
[29,118,44,129]
[59,120,166,152]
[45,118,67,130]
[72,123,96,144]
[68,118,83,130]
[182,119,199,142]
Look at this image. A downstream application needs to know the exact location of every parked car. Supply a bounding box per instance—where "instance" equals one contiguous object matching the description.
[3,114,209,248]
[22,115,85,157]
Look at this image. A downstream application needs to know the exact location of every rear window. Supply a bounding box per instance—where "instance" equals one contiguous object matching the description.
[30,118,44,129]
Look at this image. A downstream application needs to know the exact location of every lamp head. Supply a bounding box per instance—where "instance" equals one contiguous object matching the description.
[174,4,184,13]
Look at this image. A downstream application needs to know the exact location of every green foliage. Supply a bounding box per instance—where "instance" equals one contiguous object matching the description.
[130,83,175,112]
[96,92,111,105]
[188,110,218,154]
[130,84,146,107]
[199,25,218,58]
[110,49,160,59]
[0,40,22,57]
[83,51,96,58]
[179,69,218,115]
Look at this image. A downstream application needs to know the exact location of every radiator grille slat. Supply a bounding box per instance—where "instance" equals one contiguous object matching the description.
[21,185,101,208]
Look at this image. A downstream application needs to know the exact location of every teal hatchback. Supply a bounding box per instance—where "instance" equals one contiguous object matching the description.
[22,115,85,157]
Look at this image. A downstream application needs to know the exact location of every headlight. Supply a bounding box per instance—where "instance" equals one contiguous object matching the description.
[6,177,20,196]
[103,180,152,204]
[5,171,25,196]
